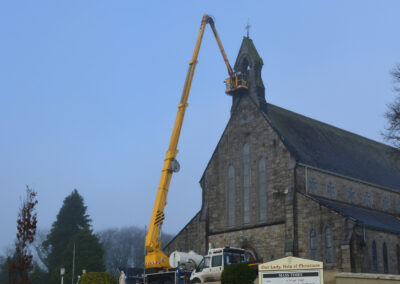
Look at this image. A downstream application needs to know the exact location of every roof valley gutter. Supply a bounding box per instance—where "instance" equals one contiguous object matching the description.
[297,162,399,194]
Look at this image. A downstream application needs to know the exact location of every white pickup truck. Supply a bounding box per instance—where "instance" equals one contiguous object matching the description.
[189,247,258,283]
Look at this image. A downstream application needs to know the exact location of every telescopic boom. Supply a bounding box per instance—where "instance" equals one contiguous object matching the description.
[144,14,247,270]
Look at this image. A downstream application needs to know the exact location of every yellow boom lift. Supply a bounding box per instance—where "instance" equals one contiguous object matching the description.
[145,14,248,271]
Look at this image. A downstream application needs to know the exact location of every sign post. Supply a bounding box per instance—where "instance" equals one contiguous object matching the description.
[258,256,324,284]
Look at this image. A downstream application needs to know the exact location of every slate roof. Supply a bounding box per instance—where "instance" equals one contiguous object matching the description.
[307,195,400,234]
[262,103,400,192]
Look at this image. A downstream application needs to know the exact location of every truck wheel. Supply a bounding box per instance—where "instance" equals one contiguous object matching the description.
[191,278,201,284]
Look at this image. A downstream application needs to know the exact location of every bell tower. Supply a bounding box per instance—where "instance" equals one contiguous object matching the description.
[230,37,266,113]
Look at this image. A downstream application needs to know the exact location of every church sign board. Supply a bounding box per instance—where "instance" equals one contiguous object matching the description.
[258,256,324,284]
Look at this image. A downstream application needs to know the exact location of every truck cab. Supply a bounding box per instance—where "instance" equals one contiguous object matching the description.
[189,247,254,283]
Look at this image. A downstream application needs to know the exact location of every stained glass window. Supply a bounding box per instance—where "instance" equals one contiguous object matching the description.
[363,192,372,206]
[372,241,377,272]
[382,198,389,210]
[383,243,389,274]
[347,188,355,203]
[228,165,235,226]
[327,182,335,198]
[309,178,317,193]
[310,229,318,260]
[324,227,334,263]
[258,157,267,222]
[243,143,251,224]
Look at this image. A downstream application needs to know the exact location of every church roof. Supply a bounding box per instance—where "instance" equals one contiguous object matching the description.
[307,195,400,234]
[262,103,400,191]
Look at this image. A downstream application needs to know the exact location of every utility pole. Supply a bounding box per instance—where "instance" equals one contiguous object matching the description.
[72,242,76,284]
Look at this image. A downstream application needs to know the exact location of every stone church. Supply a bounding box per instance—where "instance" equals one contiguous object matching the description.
[164,36,400,274]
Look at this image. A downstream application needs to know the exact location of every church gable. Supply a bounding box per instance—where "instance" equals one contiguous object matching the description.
[202,93,296,235]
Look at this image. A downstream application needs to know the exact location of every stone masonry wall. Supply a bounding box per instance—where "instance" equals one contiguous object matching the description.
[164,212,207,256]
[296,193,355,271]
[203,94,295,235]
[208,223,286,262]
[296,191,400,274]
[296,166,400,215]
[357,227,400,274]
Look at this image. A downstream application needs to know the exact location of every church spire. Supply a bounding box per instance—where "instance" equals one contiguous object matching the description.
[230,37,266,113]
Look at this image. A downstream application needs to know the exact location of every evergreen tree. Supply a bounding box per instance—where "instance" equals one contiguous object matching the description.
[43,189,94,284]
[0,256,9,283]
[59,226,105,284]
[29,266,48,284]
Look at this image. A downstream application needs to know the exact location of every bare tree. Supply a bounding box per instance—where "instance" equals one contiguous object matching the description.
[8,186,38,284]
[384,64,400,148]
[31,228,49,270]
[99,226,173,274]
[99,226,142,273]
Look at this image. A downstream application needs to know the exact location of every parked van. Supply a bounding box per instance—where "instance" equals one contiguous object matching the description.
[190,247,257,283]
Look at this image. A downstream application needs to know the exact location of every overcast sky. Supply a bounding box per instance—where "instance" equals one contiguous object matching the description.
[1,1,400,253]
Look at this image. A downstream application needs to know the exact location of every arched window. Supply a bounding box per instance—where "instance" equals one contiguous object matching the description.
[243,143,251,224]
[372,241,377,272]
[310,229,318,260]
[258,157,267,222]
[383,243,389,274]
[227,165,235,227]
[324,227,334,263]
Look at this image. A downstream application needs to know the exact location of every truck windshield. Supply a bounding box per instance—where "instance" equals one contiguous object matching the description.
[223,252,245,266]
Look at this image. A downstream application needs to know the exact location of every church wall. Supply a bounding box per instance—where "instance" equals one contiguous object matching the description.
[296,166,400,215]
[208,223,286,262]
[359,227,400,274]
[295,184,400,274]
[203,95,296,235]
[296,193,355,271]
[164,212,207,256]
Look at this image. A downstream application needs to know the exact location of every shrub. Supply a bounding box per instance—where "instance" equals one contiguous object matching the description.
[221,263,256,284]
[79,272,117,284]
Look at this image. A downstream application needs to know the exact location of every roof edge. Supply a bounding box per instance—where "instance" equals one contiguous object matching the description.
[301,193,400,235]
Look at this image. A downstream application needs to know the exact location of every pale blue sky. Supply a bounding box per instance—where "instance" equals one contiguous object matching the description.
[1,1,400,251]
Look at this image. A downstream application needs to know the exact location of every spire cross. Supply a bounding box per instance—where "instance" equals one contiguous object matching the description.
[245,20,251,37]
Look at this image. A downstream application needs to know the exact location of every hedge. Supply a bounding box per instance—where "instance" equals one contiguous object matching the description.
[79,272,117,284]
[221,263,256,284]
